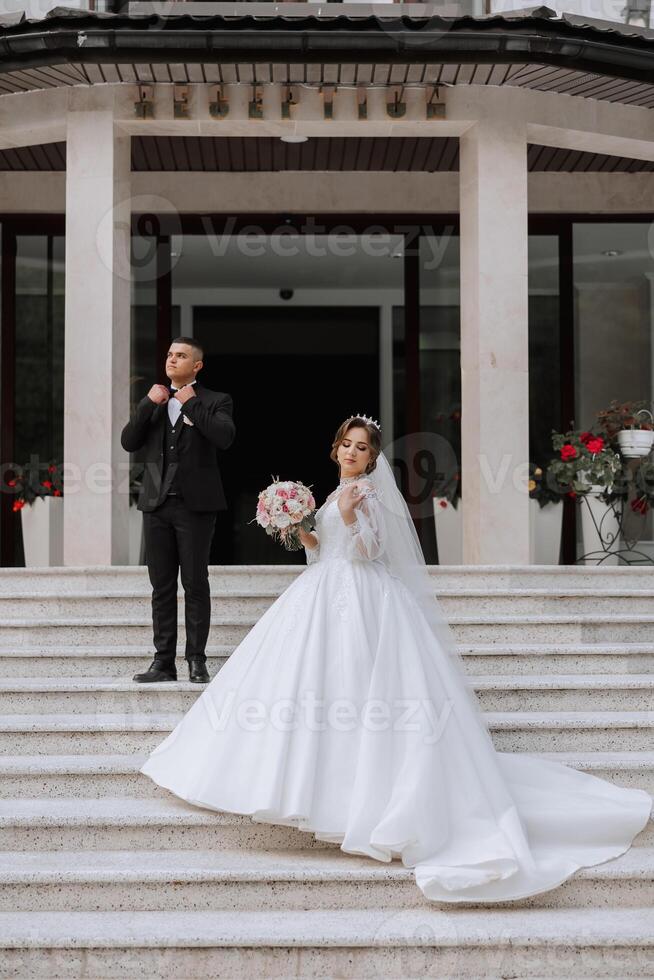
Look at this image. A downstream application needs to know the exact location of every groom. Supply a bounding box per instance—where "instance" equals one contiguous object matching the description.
[121,337,235,684]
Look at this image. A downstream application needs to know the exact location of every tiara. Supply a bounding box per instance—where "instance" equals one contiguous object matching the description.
[347,413,381,432]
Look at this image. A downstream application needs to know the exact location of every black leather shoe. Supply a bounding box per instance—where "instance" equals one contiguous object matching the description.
[133,659,177,683]
[188,657,210,683]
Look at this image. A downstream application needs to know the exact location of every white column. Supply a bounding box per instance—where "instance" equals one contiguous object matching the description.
[459,117,530,564]
[63,106,131,565]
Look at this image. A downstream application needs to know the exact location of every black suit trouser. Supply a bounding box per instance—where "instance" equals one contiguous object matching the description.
[142,496,217,666]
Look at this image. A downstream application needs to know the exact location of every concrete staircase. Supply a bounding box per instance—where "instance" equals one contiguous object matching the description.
[0,564,653,979]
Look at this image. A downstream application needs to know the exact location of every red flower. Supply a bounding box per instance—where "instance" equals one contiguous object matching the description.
[631,496,649,515]
[586,437,604,454]
[41,480,52,489]
[7,479,16,487]
[438,499,448,509]
[12,499,25,512]
[53,489,62,497]
[567,491,577,499]
[560,444,577,461]
[48,465,57,474]
[580,432,592,444]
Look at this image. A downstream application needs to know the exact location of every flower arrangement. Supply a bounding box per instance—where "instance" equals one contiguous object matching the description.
[254,478,316,551]
[595,399,653,439]
[528,463,562,507]
[594,399,654,460]
[8,462,63,512]
[546,429,622,501]
[614,458,654,516]
[433,469,461,511]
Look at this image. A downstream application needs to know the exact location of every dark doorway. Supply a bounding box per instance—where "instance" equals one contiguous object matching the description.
[195,306,380,564]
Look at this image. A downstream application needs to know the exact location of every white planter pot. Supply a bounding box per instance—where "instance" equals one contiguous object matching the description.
[579,493,620,565]
[433,497,462,564]
[20,496,63,566]
[128,506,144,565]
[529,499,563,565]
[617,429,654,458]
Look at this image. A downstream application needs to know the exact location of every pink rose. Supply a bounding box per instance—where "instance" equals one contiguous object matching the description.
[277,489,289,499]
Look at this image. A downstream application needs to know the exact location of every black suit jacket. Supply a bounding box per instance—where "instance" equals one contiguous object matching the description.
[121,384,235,512]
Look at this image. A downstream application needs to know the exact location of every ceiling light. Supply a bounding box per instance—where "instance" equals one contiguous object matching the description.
[280,134,309,143]
[602,249,622,257]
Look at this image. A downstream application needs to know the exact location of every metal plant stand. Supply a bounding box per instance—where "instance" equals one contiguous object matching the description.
[575,494,654,566]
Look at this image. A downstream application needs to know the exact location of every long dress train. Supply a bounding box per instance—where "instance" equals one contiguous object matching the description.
[139,480,652,903]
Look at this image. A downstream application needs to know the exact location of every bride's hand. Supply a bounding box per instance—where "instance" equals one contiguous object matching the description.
[298,528,318,549]
[338,483,363,523]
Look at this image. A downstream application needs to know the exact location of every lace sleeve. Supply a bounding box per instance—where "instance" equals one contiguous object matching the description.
[344,483,385,561]
[305,530,320,564]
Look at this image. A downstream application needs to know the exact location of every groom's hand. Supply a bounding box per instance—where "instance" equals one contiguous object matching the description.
[174,385,197,405]
[147,384,170,405]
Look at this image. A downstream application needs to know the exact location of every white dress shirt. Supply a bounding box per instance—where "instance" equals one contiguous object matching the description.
[168,380,197,429]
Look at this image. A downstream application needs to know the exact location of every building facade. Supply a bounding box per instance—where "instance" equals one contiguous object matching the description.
[0,3,653,566]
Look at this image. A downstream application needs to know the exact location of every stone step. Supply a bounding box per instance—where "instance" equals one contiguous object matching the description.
[0,794,652,859]
[0,907,652,978]
[5,613,654,646]
[0,645,233,677]
[7,587,654,617]
[1,674,653,714]
[2,751,653,800]
[1,591,279,619]
[457,643,654,676]
[471,674,654,712]
[1,642,652,677]
[0,565,301,594]
[1,845,652,913]
[5,750,652,800]
[3,563,654,593]
[488,711,654,753]
[1,710,652,755]
[0,678,202,714]
[0,797,338,852]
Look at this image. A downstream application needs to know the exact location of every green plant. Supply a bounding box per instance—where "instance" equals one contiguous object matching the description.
[433,468,461,509]
[528,463,562,507]
[596,399,653,440]
[546,429,622,502]
[8,461,63,512]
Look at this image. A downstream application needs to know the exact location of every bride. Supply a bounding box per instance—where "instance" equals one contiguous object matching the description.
[140,415,652,903]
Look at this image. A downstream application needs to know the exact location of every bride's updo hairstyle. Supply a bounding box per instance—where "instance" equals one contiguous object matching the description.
[330,416,382,475]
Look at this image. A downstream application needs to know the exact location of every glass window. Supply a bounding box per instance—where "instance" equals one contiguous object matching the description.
[14,236,65,467]
[169,231,398,563]
[529,235,561,468]
[574,222,654,554]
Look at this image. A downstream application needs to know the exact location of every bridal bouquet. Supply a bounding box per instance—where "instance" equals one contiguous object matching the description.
[255,478,316,551]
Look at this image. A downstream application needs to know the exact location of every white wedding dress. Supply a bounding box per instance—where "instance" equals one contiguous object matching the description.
[140,462,652,903]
